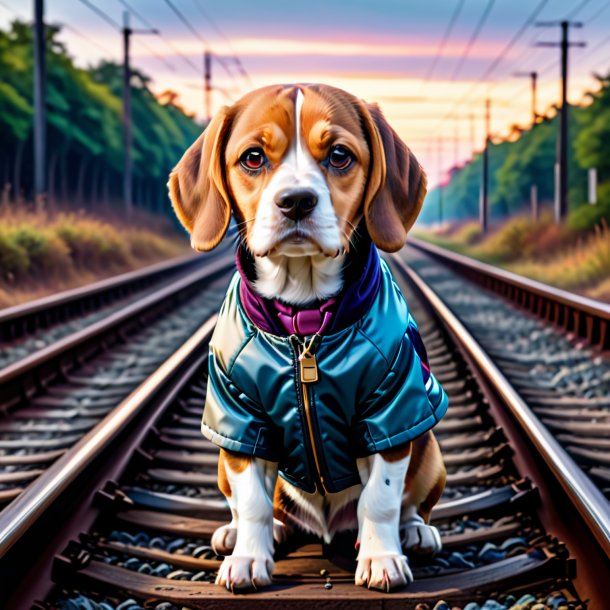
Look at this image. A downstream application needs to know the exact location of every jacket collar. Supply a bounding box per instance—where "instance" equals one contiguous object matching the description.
[236,233,381,337]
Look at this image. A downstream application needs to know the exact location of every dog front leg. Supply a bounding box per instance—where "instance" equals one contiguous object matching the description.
[215,450,277,592]
[355,445,413,591]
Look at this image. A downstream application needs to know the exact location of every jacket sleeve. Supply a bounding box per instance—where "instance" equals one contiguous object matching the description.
[356,313,448,455]
[201,344,280,461]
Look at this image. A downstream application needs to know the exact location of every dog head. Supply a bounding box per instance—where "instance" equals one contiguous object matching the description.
[168,84,427,256]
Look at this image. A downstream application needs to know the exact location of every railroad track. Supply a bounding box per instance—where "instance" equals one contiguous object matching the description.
[0,252,207,358]
[1,246,607,609]
[0,243,235,510]
[405,239,610,501]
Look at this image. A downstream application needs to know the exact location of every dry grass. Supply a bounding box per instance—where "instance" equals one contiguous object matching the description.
[416,215,610,302]
[509,222,610,292]
[0,207,190,308]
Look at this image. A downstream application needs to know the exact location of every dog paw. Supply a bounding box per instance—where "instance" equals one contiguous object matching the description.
[211,523,237,556]
[354,554,413,592]
[216,554,274,592]
[401,523,442,555]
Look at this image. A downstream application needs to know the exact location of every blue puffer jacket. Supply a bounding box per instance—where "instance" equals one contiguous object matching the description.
[202,259,448,495]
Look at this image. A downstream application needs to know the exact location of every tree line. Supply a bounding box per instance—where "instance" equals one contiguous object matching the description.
[0,20,202,213]
[419,72,610,231]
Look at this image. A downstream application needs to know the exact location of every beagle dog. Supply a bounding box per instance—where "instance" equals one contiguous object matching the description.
[168,84,448,593]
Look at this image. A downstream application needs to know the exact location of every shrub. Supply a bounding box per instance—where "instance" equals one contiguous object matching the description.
[0,226,29,281]
[470,217,534,262]
[567,182,610,232]
[128,229,183,261]
[0,207,190,306]
[12,224,74,279]
[54,216,133,272]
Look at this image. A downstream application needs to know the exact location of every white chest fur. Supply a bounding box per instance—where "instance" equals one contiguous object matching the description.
[253,253,345,305]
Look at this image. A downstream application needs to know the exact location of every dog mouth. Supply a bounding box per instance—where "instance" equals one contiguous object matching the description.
[253,229,342,258]
[281,229,314,245]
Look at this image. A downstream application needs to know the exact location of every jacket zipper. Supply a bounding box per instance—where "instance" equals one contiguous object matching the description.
[290,336,329,495]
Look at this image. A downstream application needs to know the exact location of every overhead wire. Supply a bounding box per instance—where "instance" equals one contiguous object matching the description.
[432,0,549,137]
[421,0,465,85]
[192,0,252,85]
[77,0,121,31]
[62,22,117,57]
[450,0,496,81]
[163,0,236,80]
[118,0,198,74]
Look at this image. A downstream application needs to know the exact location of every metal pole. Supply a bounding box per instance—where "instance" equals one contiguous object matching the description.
[535,20,585,222]
[454,119,459,169]
[123,11,132,216]
[557,20,569,223]
[204,50,212,123]
[33,0,46,204]
[531,71,538,124]
[531,184,539,221]
[437,137,443,226]
[480,98,490,233]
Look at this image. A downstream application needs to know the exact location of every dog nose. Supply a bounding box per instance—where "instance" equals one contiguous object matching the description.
[274,188,318,221]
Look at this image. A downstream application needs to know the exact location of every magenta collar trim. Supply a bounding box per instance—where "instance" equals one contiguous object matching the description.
[236,239,381,337]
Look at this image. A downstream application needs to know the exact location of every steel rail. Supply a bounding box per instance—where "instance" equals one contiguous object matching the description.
[0,253,199,327]
[0,252,233,388]
[408,237,610,348]
[391,252,610,559]
[0,314,218,557]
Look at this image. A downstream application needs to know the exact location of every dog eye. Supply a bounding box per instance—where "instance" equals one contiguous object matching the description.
[328,145,353,170]
[240,148,266,172]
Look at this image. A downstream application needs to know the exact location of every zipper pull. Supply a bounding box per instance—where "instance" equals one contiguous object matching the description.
[300,353,318,384]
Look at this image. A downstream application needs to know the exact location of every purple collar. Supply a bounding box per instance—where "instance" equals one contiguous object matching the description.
[236,239,381,337]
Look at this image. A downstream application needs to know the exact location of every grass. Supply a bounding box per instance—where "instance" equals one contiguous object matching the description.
[414,214,610,302]
[0,206,190,308]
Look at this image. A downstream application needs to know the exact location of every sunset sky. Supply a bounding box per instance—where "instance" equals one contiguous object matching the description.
[1,0,610,186]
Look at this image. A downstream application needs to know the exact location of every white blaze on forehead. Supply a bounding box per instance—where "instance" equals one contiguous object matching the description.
[294,88,305,169]
[248,85,344,304]
[282,88,323,185]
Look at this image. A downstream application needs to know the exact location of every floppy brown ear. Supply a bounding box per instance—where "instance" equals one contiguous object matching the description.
[168,106,234,251]
[359,102,427,252]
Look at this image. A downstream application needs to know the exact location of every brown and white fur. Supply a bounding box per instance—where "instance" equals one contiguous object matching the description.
[168,84,446,593]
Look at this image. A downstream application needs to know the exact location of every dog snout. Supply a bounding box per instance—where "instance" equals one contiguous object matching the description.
[274,188,318,221]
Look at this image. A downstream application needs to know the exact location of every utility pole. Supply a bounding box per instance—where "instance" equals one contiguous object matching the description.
[469,113,475,157]
[122,11,132,216]
[480,98,490,233]
[453,119,459,169]
[33,0,46,205]
[437,137,443,227]
[536,20,585,223]
[513,71,538,125]
[121,12,157,215]
[204,50,212,123]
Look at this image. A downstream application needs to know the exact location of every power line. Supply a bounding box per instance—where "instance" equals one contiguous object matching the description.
[192,0,252,84]
[582,0,610,23]
[119,0,200,74]
[79,0,178,74]
[566,0,592,20]
[421,0,465,84]
[132,37,177,73]
[63,22,117,57]
[0,0,117,59]
[451,0,496,81]
[164,0,209,46]
[77,0,120,31]
[433,0,549,135]
[478,0,549,85]
[516,0,610,79]
[163,0,235,80]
